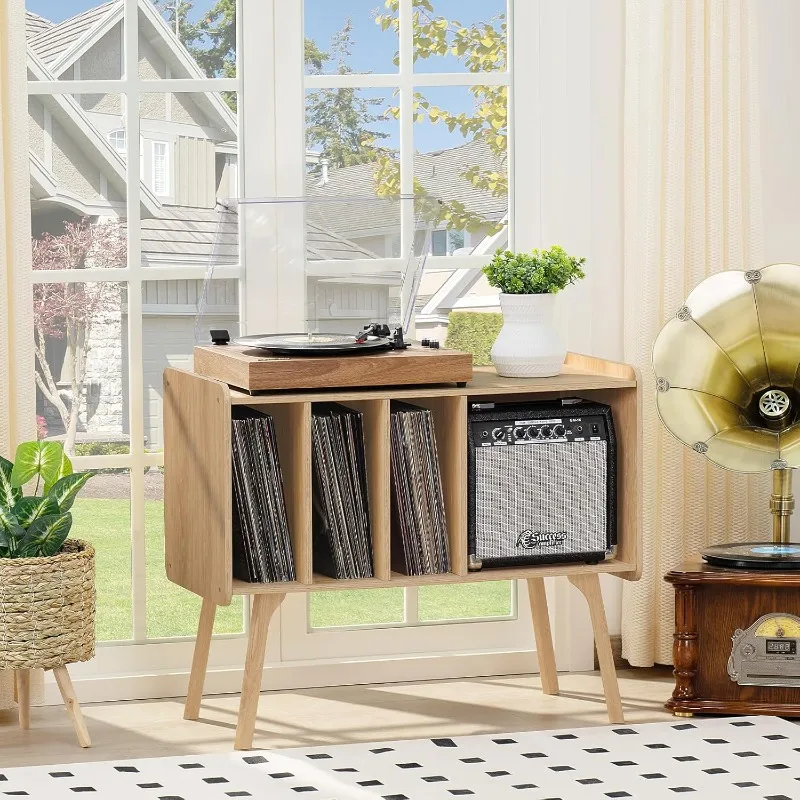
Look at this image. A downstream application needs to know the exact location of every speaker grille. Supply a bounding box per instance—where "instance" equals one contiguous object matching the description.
[474,441,607,561]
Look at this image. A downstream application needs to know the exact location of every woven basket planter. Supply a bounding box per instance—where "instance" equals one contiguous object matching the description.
[0,539,96,671]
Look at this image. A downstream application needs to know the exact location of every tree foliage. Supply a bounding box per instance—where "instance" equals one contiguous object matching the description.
[305,20,394,172]
[32,219,126,455]
[373,0,508,235]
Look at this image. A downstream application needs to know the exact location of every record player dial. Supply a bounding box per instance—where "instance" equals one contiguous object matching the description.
[754,615,800,638]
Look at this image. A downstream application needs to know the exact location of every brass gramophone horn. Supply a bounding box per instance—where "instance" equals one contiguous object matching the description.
[652,264,800,567]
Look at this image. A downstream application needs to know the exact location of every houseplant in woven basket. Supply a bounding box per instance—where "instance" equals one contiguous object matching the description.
[0,440,96,747]
[483,246,586,377]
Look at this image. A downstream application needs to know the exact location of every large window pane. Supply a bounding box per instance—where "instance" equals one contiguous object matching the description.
[145,469,244,638]
[414,85,508,249]
[26,2,125,82]
[72,470,133,642]
[418,581,513,622]
[146,1,236,79]
[310,589,405,629]
[413,0,507,74]
[304,0,398,75]
[33,280,129,456]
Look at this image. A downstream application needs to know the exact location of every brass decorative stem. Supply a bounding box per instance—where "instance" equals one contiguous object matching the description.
[771,468,794,544]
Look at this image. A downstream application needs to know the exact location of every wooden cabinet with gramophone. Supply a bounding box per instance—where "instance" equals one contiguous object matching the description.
[652,263,800,716]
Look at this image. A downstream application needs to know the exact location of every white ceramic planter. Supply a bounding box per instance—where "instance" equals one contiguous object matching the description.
[490,293,566,377]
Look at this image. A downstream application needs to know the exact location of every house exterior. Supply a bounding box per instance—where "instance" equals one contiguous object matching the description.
[28,0,506,450]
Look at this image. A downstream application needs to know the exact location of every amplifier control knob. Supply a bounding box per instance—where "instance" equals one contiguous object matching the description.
[540,425,552,438]
[553,424,566,438]
[513,426,527,440]
[526,425,538,439]
[491,427,505,441]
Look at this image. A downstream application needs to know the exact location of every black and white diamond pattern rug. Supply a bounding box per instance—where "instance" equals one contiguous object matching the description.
[2,716,799,799]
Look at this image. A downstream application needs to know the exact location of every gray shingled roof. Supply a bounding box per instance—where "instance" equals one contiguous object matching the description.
[306,139,507,240]
[28,2,118,70]
[25,12,54,40]
[138,205,377,267]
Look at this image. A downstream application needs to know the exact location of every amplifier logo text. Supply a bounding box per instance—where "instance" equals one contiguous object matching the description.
[515,530,568,549]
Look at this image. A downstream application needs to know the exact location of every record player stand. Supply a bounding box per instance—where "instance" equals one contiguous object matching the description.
[164,354,642,749]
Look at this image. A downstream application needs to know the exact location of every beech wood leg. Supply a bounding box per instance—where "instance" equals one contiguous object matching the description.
[184,597,217,721]
[52,665,91,748]
[16,670,30,730]
[234,594,285,751]
[568,573,625,724]
[527,578,559,695]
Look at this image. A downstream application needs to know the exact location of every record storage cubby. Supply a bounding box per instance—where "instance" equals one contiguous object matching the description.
[163,352,642,748]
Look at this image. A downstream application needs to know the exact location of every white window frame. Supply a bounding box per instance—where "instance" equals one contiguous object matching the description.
[151,140,170,195]
[238,0,594,673]
[26,0,250,704]
[108,128,127,156]
[21,0,599,702]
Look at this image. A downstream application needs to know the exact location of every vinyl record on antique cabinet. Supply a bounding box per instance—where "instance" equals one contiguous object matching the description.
[702,541,800,569]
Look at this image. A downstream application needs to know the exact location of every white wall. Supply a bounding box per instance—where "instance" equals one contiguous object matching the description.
[759,0,800,265]
[537,0,626,633]
[758,0,800,540]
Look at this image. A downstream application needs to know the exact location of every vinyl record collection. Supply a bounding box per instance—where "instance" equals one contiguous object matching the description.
[311,403,374,579]
[390,402,450,575]
[231,408,295,583]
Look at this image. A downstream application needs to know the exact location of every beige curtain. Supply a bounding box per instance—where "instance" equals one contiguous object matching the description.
[622,0,771,667]
[1,0,42,710]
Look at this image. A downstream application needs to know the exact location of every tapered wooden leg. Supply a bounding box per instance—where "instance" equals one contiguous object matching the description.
[527,578,559,695]
[16,670,30,730]
[234,593,285,751]
[568,573,624,724]
[184,597,217,721]
[52,666,91,748]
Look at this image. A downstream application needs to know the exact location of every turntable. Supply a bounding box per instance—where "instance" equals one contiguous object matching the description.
[193,324,473,393]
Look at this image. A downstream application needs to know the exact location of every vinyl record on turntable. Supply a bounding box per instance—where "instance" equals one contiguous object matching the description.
[234,332,391,356]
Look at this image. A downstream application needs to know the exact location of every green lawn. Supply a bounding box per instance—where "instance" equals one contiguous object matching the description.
[71,498,512,640]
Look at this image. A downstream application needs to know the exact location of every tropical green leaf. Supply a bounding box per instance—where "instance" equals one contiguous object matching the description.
[47,471,94,512]
[43,450,74,495]
[10,441,64,488]
[0,508,25,557]
[12,496,60,528]
[19,513,72,558]
[0,456,22,508]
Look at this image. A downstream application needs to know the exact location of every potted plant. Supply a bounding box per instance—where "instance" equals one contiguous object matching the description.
[483,245,586,377]
[0,440,96,746]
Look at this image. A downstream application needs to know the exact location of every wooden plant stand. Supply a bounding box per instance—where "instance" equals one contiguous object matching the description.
[164,354,642,750]
[14,665,91,748]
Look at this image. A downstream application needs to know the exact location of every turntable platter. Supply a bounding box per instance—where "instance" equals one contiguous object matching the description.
[234,333,392,356]
[702,541,800,569]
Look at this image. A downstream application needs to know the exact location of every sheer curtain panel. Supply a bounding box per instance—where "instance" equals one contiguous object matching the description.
[0,0,40,709]
[622,0,770,666]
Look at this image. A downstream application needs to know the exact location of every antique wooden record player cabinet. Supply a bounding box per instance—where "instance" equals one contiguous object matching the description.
[665,563,800,716]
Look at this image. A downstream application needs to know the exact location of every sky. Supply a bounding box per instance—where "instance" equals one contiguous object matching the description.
[26,0,505,152]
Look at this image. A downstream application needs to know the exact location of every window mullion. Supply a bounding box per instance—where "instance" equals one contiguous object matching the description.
[124,0,147,644]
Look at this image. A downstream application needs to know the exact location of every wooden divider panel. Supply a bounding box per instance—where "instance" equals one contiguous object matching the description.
[263,402,313,585]
[340,399,391,581]
[164,369,233,605]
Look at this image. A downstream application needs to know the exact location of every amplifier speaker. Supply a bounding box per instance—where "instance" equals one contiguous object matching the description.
[467,398,617,569]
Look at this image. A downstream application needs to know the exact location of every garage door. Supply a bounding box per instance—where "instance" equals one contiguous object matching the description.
[142,313,236,450]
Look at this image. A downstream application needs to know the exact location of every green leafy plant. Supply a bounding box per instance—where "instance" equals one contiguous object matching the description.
[0,441,94,559]
[483,246,586,295]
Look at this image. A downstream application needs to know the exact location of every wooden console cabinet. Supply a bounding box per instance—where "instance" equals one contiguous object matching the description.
[665,563,800,716]
[164,354,642,749]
